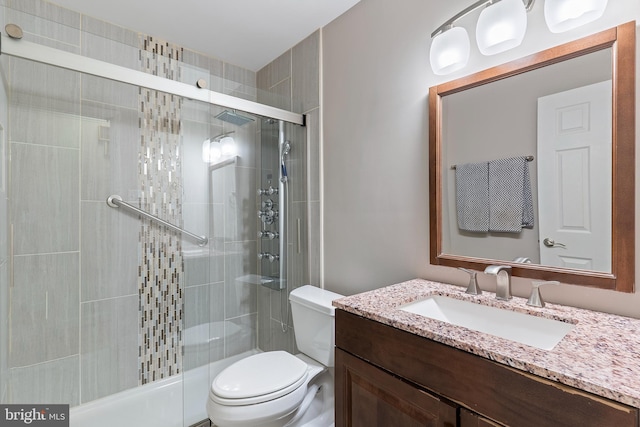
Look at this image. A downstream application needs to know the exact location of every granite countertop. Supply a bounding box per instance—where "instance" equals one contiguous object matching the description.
[332,278,640,408]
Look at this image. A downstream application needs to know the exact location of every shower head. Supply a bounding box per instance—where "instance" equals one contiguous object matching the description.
[215,110,254,126]
[282,141,291,156]
[280,141,291,183]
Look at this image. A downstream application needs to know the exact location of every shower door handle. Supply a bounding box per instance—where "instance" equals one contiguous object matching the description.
[107,195,208,246]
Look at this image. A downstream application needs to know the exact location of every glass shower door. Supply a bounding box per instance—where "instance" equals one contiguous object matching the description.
[0,6,306,426]
[0,50,214,425]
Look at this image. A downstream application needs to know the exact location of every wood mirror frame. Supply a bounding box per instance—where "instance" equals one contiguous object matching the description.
[429,21,636,292]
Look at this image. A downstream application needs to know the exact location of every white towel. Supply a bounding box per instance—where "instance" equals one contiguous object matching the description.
[488,157,534,232]
[455,162,489,232]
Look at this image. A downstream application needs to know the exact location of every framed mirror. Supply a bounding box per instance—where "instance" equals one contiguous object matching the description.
[429,22,635,292]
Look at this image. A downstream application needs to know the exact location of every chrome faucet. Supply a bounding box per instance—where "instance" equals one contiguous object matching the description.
[484,265,512,301]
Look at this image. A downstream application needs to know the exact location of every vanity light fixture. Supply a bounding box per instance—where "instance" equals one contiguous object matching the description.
[544,0,609,33]
[430,0,535,75]
[430,26,471,75]
[429,0,611,74]
[202,131,236,164]
[476,0,528,55]
[202,139,216,163]
[219,136,237,157]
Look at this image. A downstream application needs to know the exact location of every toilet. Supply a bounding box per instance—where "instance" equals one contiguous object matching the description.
[207,285,344,427]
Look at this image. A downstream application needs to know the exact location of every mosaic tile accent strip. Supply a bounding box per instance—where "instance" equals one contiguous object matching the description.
[138,36,185,385]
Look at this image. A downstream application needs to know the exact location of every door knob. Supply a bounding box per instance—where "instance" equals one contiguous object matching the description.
[543,238,566,248]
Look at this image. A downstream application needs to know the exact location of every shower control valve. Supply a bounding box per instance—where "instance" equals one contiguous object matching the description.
[258,209,277,225]
[258,186,278,196]
[258,252,280,262]
[258,231,279,240]
[261,199,274,209]
[263,216,275,225]
[258,209,276,218]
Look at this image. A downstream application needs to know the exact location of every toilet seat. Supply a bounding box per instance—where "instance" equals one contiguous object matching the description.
[210,351,308,406]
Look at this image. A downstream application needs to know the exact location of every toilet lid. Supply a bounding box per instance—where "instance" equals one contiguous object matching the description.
[212,351,308,401]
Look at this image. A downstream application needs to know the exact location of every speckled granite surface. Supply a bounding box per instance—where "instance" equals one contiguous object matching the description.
[332,278,640,408]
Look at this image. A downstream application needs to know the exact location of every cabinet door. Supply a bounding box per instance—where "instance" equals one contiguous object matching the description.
[460,408,503,427]
[336,348,457,427]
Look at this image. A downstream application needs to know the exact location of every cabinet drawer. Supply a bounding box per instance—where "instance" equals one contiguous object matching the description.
[336,310,638,427]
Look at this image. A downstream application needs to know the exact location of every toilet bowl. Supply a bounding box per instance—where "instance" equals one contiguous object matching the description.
[207,285,343,427]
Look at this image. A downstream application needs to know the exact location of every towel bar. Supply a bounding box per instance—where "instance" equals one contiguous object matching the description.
[451,155,534,169]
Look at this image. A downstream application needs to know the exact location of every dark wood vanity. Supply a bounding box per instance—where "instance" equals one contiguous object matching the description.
[335,309,639,427]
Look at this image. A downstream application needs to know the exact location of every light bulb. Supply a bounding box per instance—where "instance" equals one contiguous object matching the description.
[220,136,236,157]
[210,145,222,162]
[202,139,223,163]
[201,139,211,163]
[544,0,608,33]
[476,0,527,56]
[430,27,470,75]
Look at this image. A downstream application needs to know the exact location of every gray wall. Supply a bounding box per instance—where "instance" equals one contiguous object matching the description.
[322,0,640,318]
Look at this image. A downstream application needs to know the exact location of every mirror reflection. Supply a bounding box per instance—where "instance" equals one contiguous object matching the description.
[442,49,612,273]
[429,22,635,292]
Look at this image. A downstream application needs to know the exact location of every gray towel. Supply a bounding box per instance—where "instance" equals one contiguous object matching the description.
[488,157,534,232]
[455,162,489,232]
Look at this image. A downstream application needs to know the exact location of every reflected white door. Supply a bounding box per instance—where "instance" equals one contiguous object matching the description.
[537,80,611,272]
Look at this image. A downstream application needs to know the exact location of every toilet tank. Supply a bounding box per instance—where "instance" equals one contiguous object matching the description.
[289,285,344,367]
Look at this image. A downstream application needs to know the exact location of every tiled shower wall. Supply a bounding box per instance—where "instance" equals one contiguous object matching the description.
[256,31,322,353]
[0,3,8,404]
[0,0,265,406]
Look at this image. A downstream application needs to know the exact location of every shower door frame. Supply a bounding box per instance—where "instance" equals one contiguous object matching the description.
[0,34,305,126]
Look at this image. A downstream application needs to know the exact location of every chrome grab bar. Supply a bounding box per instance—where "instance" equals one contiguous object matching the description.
[106,195,208,247]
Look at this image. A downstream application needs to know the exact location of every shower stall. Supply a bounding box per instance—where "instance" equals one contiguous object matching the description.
[0,3,311,426]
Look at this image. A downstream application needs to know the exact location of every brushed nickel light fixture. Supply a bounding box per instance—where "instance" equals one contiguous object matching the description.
[429,0,609,75]
[202,131,237,164]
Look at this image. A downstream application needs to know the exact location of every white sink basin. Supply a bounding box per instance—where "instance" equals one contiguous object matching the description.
[399,296,574,350]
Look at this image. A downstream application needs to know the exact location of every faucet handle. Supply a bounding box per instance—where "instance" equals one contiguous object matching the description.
[458,268,482,295]
[527,281,560,308]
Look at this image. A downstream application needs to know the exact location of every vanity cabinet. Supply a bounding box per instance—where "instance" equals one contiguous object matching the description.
[336,348,457,426]
[335,310,639,427]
